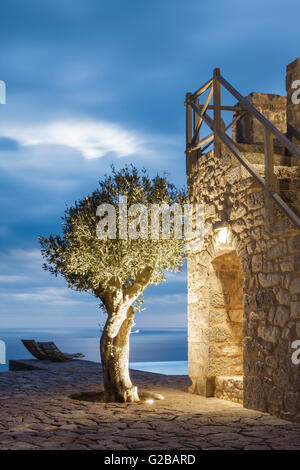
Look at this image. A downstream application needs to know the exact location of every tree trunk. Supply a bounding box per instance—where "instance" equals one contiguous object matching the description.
[100,307,139,403]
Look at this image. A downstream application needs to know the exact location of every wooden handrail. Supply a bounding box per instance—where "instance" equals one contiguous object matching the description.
[185,69,300,230]
[190,83,214,148]
[198,104,242,112]
[187,109,246,154]
[213,68,222,159]
[264,129,279,223]
[186,69,300,231]
[185,92,193,151]
[190,101,300,230]
[217,73,300,161]
[187,78,213,101]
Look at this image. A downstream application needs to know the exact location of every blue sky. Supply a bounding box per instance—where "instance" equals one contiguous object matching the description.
[0,0,300,328]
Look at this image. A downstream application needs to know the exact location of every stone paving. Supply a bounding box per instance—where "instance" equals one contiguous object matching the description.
[0,360,299,450]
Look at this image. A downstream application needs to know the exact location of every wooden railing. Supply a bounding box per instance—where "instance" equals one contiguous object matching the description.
[185,68,300,231]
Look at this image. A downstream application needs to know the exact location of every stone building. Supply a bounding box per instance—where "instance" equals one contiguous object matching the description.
[187,58,300,422]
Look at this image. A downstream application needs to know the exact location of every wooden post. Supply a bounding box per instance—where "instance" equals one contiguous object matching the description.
[185,92,193,153]
[193,97,200,145]
[213,68,221,159]
[264,128,276,224]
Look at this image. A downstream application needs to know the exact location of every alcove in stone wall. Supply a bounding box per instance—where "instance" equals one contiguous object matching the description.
[209,251,244,404]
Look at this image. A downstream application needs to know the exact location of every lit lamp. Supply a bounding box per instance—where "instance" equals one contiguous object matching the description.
[213,220,229,245]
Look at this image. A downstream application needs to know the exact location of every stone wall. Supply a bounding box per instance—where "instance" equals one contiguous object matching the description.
[232,93,286,145]
[215,376,243,404]
[286,58,300,153]
[187,145,300,422]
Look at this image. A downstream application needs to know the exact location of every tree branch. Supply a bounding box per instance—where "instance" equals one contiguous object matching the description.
[123,267,153,303]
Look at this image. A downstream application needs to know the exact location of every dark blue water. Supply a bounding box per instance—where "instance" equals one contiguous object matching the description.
[0,328,188,375]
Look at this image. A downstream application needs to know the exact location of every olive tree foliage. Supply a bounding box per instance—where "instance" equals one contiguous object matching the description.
[39,165,187,402]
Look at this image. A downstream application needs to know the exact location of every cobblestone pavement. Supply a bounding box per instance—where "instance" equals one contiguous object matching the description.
[0,360,299,450]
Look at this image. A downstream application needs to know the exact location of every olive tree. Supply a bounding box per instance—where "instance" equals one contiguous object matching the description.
[39,166,187,402]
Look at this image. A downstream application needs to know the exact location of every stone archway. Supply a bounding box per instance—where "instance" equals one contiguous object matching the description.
[188,228,246,405]
[208,251,244,404]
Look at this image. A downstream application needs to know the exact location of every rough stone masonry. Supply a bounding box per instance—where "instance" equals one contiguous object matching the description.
[187,58,300,423]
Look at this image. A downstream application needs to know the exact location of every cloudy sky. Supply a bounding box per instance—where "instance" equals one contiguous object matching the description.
[1,0,300,328]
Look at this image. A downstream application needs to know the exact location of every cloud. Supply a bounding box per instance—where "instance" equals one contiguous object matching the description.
[0,248,99,327]
[0,275,31,283]
[0,247,187,328]
[164,271,187,283]
[0,249,43,279]
[145,293,186,305]
[9,248,42,261]
[1,119,148,160]
[0,137,19,151]
[0,286,92,305]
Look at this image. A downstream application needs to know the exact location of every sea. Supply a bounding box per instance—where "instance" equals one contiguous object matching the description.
[0,328,188,375]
